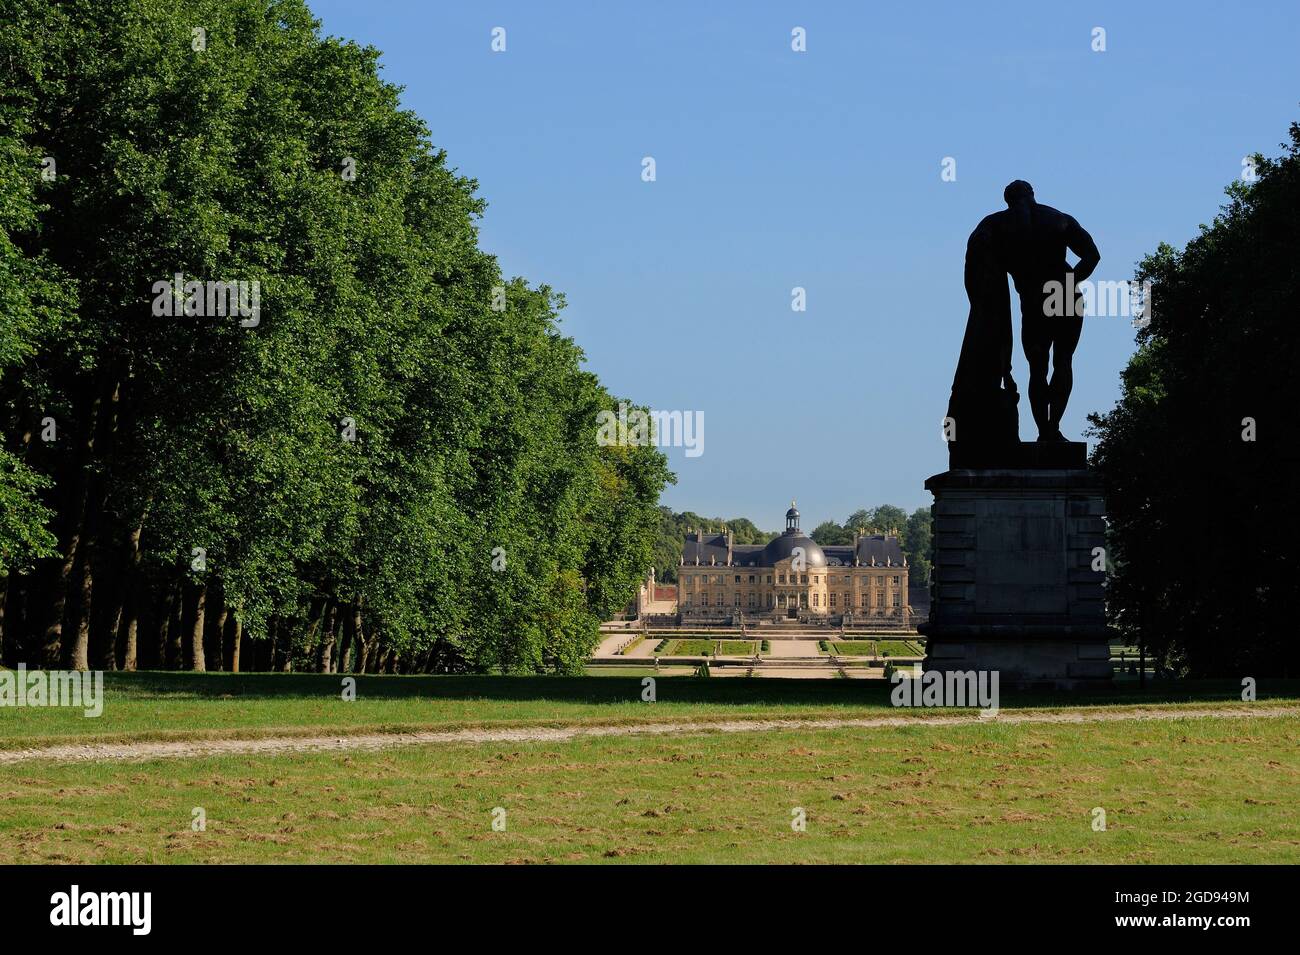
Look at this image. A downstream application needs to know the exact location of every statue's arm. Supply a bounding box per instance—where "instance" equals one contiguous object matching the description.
[1065,217,1100,284]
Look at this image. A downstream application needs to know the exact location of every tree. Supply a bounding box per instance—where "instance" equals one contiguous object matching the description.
[844,509,872,531]
[809,520,852,545]
[1088,121,1299,677]
[903,508,932,584]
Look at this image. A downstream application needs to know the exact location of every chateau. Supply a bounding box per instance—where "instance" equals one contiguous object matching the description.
[677,502,912,627]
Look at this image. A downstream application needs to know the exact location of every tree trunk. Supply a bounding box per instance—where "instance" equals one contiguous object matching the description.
[277,623,293,672]
[186,582,207,671]
[0,576,7,665]
[42,540,79,666]
[40,384,105,665]
[65,374,123,671]
[120,593,139,671]
[96,548,123,671]
[166,581,183,669]
[207,583,227,673]
[68,549,93,670]
[226,612,242,673]
[315,600,337,673]
[210,604,227,673]
[268,617,294,673]
[336,602,357,674]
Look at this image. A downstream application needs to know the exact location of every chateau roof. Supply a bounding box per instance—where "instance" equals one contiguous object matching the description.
[681,531,903,569]
[825,535,905,567]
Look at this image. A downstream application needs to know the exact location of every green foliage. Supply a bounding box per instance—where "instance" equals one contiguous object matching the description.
[903,508,932,584]
[1088,121,1300,677]
[0,0,670,673]
[0,25,71,577]
[847,505,907,534]
[810,520,853,545]
[0,451,57,576]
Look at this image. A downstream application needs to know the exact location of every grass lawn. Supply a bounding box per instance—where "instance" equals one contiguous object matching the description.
[831,642,878,656]
[877,640,923,656]
[2,673,1297,753]
[583,666,695,677]
[663,639,713,656]
[714,641,757,656]
[2,713,1296,863]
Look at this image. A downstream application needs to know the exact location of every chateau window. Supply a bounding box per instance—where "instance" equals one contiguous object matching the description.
[767,594,774,607]
[829,593,836,607]
[734,575,740,583]
[748,575,755,583]
[778,594,786,607]
[734,593,741,606]
[779,574,786,584]
[747,593,755,607]
[843,575,851,584]
[878,576,885,586]
[701,594,709,607]
[893,575,901,586]
[812,593,818,607]
[892,593,901,607]
[844,593,851,608]
[800,575,808,585]
[813,576,819,584]
[766,575,772,584]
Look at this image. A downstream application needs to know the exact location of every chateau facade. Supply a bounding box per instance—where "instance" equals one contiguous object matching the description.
[678,502,911,626]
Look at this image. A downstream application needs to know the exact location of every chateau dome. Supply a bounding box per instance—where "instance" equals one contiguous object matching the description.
[763,499,826,567]
[762,532,826,568]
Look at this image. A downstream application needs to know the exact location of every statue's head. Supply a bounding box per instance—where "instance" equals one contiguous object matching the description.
[1003,180,1035,205]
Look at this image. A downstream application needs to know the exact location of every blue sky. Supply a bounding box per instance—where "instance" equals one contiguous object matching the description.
[311,0,1298,531]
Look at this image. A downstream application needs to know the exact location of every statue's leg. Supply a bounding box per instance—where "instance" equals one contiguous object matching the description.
[1047,314,1084,435]
[1021,312,1052,439]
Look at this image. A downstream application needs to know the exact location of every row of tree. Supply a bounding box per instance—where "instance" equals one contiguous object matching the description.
[651,505,932,583]
[0,0,671,674]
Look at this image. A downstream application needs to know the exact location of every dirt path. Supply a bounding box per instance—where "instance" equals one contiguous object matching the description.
[3,704,1295,765]
[767,639,819,658]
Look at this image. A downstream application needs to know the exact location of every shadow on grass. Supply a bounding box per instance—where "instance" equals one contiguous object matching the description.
[98,671,1300,710]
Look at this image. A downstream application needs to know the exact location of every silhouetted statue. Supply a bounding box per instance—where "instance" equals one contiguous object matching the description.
[946,180,1100,457]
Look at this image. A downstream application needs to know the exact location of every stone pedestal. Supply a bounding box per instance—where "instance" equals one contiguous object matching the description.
[919,457,1112,688]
